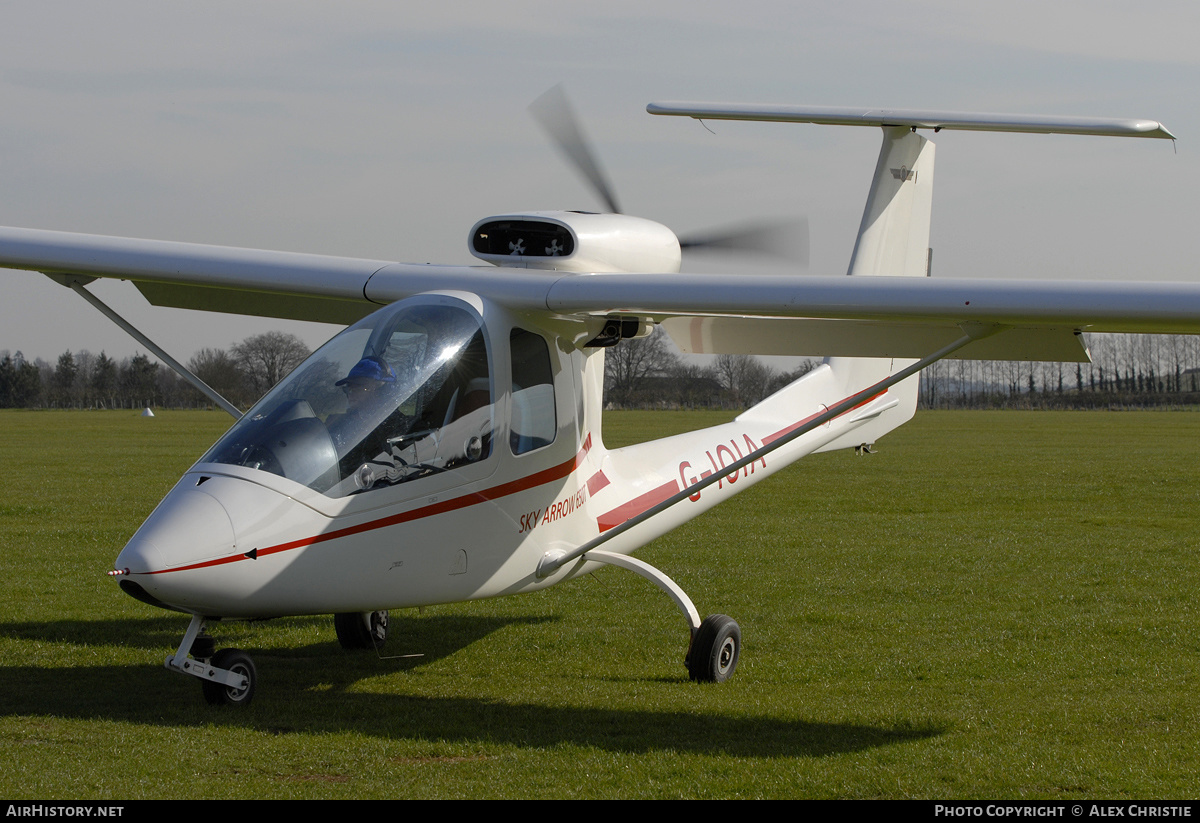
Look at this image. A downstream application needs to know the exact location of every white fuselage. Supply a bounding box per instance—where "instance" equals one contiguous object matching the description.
[113,302,916,620]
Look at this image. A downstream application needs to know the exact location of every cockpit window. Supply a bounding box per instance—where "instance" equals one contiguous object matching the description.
[510,329,556,455]
[201,300,493,497]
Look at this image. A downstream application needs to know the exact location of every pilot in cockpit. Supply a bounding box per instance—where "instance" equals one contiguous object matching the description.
[327,356,401,472]
[337,355,395,404]
[323,332,495,495]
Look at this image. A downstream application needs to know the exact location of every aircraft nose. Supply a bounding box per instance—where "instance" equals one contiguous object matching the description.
[115,487,236,574]
[113,536,166,575]
[112,472,328,616]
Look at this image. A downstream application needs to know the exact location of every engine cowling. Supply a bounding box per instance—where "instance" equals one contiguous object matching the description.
[468,211,681,274]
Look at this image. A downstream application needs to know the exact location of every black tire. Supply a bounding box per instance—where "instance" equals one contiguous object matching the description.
[334,610,389,650]
[201,648,256,707]
[688,614,741,683]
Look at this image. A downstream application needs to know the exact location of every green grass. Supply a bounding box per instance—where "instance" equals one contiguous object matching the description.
[0,408,1197,798]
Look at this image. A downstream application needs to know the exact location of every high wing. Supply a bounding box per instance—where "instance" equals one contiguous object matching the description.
[538,273,1200,360]
[5,227,1200,362]
[0,226,395,325]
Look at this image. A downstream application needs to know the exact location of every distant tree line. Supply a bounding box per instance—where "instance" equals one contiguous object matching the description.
[612,329,1200,411]
[918,332,1200,409]
[0,331,310,410]
[9,327,1200,413]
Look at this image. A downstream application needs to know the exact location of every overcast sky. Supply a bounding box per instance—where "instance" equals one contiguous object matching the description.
[1,1,1196,363]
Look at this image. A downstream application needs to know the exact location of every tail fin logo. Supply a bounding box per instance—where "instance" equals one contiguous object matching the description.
[890,165,917,182]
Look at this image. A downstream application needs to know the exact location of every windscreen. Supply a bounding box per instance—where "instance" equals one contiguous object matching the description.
[201,299,493,497]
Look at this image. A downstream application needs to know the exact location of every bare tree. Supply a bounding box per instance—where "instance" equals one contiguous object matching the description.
[604,327,678,407]
[190,347,250,408]
[232,332,311,400]
[714,353,775,408]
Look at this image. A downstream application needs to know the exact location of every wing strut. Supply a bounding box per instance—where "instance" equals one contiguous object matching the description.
[536,328,984,579]
[48,274,242,419]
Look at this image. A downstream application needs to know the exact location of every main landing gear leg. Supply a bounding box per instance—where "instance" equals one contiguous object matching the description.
[166,614,257,706]
[583,550,741,683]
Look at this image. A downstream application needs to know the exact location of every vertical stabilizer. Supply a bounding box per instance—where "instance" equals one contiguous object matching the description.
[820,127,935,451]
[847,127,935,278]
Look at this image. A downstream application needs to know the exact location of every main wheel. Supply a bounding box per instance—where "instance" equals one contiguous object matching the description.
[687,614,741,683]
[201,648,256,706]
[334,610,389,650]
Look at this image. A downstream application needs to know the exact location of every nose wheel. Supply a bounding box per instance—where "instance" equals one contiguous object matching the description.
[200,648,257,706]
[167,611,395,707]
[165,616,259,707]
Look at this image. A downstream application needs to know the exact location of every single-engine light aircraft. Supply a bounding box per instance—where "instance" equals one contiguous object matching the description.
[0,95,1192,706]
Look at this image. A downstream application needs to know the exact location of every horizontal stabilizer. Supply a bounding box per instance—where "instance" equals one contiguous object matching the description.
[647,103,1175,139]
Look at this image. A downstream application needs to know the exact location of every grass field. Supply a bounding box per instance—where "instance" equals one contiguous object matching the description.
[0,408,1196,799]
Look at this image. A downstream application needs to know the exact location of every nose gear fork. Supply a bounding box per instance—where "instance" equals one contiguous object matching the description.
[166,614,257,706]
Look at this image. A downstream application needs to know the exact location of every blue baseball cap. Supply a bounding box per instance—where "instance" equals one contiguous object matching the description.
[336,356,396,385]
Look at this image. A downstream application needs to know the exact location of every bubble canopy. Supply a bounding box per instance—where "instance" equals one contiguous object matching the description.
[202,295,494,497]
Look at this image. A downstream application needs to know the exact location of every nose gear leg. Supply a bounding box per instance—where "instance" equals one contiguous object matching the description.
[165,613,256,706]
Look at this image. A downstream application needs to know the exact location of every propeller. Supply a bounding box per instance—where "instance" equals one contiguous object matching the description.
[678,218,809,265]
[529,85,621,215]
[529,84,809,265]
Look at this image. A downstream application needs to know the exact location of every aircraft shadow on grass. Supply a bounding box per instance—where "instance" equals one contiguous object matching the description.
[0,615,945,757]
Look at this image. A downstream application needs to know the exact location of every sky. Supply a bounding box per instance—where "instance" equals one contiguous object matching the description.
[0,1,1197,364]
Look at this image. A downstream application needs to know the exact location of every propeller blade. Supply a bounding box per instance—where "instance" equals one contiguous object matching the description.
[529,85,622,215]
[678,218,810,266]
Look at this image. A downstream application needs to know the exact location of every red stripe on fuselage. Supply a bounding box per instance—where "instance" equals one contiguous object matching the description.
[593,384,891,533]
[595,479,680,533]
[762,387,888,446]
[147,435,595,575]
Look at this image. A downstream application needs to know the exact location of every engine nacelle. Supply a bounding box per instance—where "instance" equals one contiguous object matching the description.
[469,211,681,274]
